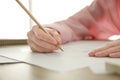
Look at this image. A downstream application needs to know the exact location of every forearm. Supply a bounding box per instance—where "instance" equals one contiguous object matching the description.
[44,17,93,44]
[45,7,97,44]
[45,0,115,44]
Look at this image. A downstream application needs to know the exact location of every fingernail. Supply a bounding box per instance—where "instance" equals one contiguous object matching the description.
[88,51,95,56]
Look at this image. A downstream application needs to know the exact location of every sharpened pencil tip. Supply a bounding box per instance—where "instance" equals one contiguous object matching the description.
[58,46,64,52]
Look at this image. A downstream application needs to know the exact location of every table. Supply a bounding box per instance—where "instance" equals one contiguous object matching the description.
[0,41,120,80]
[0,63,119,80]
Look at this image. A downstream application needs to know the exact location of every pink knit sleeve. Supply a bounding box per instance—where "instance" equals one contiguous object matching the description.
[45,0,119,44]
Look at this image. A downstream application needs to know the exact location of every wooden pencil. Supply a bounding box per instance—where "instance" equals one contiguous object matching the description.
[16,0,63,51]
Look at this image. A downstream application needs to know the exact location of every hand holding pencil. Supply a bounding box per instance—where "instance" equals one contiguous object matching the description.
[16,0,63,52]
[27,25,62,52]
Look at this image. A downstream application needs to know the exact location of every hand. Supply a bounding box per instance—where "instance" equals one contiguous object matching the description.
[27,25,61,53]
[88,40,120,58]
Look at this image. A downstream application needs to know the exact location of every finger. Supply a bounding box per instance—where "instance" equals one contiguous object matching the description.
[88,45,111,57]
[109,52,120,58]
[27,39,53,53]
[27,30,35,42]
[88,40,120,57]
[32,26,57,45]
[94,50,110,57]
[46,28,62,45]
[27,40,38,52]
[27,30,57,50]
[94,46,120,57]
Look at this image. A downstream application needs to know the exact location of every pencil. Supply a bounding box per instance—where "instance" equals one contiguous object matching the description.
[16,0,63,51]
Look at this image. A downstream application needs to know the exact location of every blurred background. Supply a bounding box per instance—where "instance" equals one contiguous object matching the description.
[0,0,93,39]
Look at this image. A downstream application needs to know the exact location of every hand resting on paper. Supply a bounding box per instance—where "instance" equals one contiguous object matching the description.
[89,39,120,58]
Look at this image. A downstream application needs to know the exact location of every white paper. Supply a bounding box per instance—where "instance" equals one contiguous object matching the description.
[0,41,120,73]
[0,56,19,64]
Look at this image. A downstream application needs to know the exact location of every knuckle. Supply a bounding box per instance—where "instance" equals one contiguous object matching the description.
[27,32,30,37]
[36,32,41,37]
[32,25,37,29]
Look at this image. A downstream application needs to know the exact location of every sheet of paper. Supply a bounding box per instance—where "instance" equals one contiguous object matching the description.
[0,41,120,73]
[106,61,120,74]
[0,56,20,64]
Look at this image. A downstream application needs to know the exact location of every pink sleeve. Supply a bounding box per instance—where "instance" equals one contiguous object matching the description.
[45,0,120,44]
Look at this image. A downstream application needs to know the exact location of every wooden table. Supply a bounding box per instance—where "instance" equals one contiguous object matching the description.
[0,63,119,80]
